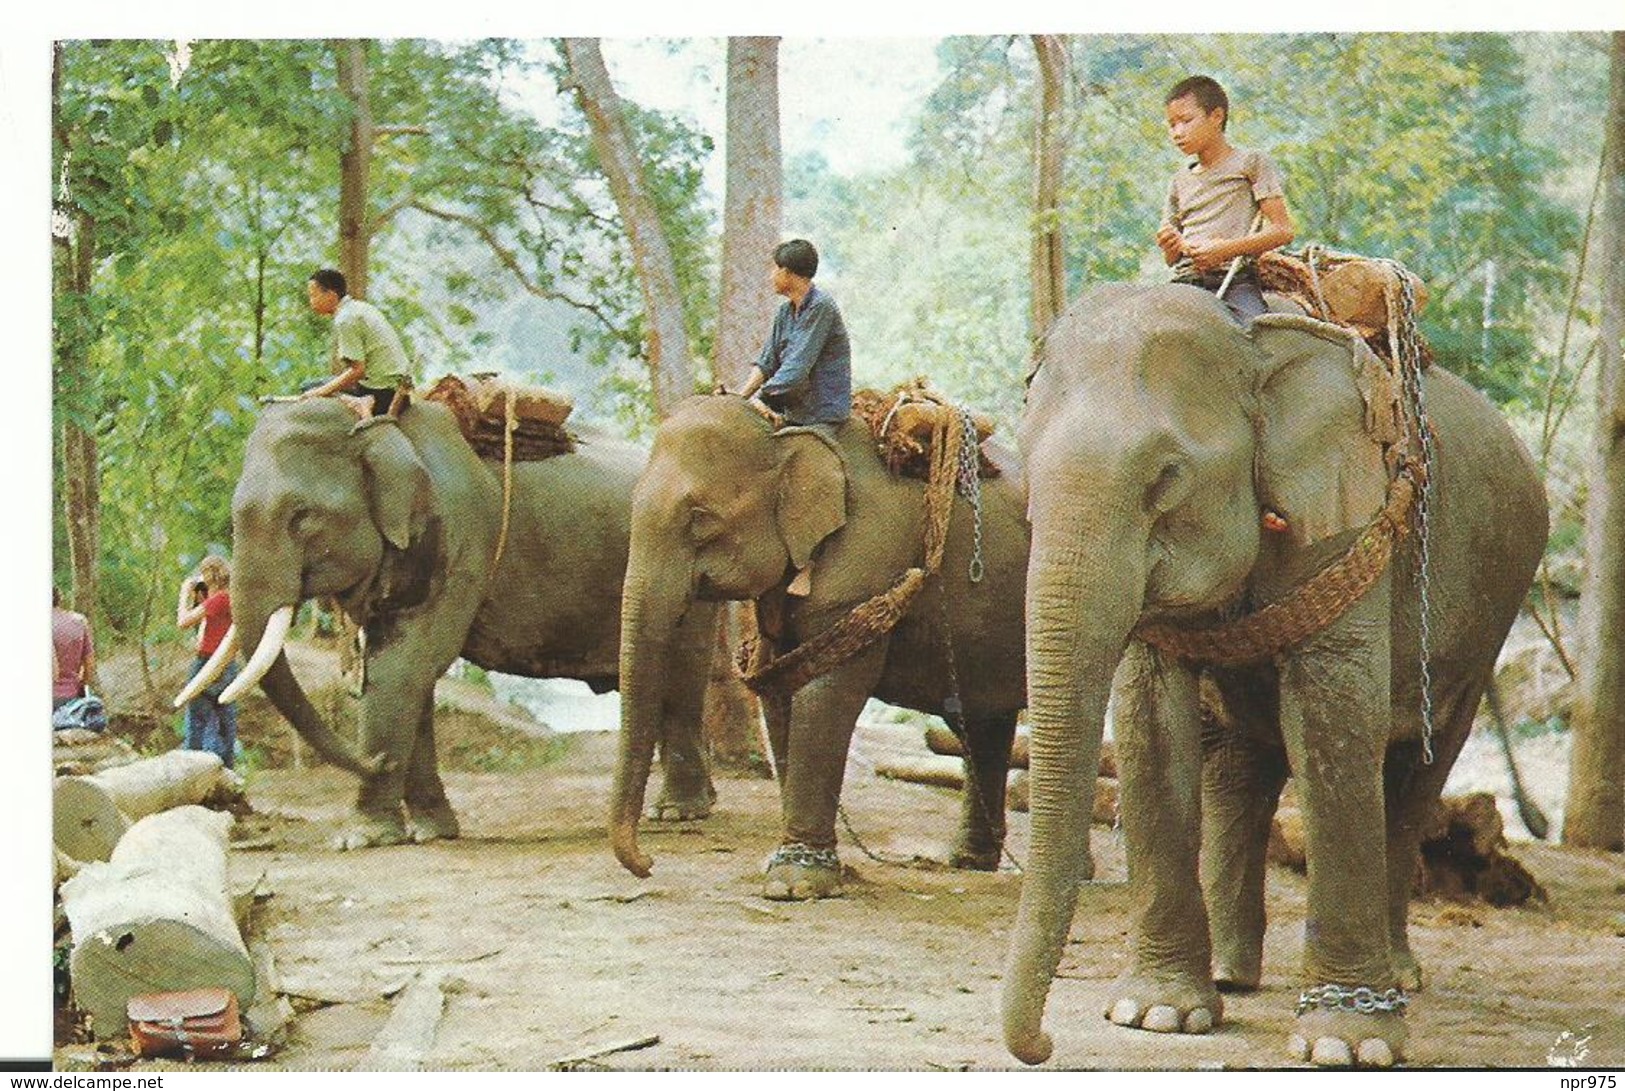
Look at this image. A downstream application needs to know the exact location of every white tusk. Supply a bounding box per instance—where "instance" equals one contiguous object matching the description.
[220,606,293,704]
[171,624,239,709]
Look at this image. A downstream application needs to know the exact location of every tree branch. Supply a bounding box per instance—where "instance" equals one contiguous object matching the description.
[407,200,622,333]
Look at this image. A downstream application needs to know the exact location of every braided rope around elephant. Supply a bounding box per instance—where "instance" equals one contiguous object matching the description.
[1135,261,1437,769]
[737,399,969,701]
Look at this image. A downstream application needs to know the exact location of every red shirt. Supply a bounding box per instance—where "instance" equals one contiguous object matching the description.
[199,591,233,657]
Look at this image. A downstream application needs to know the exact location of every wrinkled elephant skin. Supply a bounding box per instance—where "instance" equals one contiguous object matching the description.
[612,396,1032,898]
[229,399,717,848]
[1002,284,1546,1068]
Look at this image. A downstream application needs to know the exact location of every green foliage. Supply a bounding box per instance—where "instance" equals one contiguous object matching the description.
[53,37,716,634]
[791,32,1591,433]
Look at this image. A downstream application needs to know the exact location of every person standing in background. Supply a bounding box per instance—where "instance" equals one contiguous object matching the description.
[176,554,239,768]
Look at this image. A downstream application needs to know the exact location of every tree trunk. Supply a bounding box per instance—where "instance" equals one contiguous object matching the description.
[334,38,373,297]
[60,806,256,1038]
[715,37,782,391]
[53,45,100,616]
[1563,31,1625,852]
[1029,35,1068,344]
[701,603,765,772]
[54,750,239,863]
[561,38,696,418]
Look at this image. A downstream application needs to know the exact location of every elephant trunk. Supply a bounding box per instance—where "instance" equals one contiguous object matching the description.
[609,557,690,877]
[1003,507,1144,1065]
[229,584,383,779]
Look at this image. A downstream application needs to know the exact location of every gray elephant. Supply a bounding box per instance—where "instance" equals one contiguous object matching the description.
[182,398,717,849]
[1001,284,1546,1068]
[609,395,1030,899]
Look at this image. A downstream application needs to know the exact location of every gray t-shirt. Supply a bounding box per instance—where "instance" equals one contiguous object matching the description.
[332,297,412,383]
[1163,146,1285,280]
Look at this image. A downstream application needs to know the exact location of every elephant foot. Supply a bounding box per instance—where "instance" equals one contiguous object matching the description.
[645,786,717,823]
[948,842,1003,871]
[408,803,461,844]
[761,843,843,901]
[1288,986,1408,1068]
[1213,952,1262,993]
[333,812,410,851]
[1104,970,1222,1035]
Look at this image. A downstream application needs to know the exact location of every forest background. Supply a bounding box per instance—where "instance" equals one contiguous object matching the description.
[9,5,1623,1064]
[43,32,1612,642]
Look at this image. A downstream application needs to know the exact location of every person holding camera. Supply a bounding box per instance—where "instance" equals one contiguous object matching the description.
[176,554,239,768]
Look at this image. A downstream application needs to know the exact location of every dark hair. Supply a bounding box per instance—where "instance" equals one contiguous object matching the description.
[1166,75,1229,130]
[773,239,819,280]
[310,268,348,297]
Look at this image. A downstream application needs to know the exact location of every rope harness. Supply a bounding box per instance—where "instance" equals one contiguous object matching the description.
[737,389,985,703]
[1134,255,1439,759]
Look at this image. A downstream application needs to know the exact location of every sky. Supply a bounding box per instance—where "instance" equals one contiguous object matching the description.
[510,37,944,191]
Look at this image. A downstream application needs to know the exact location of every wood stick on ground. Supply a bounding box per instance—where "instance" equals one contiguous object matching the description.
[549,1034,661,1070]
[359,972,447,1072]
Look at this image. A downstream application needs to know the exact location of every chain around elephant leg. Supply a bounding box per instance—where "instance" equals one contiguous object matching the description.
[1289,985,1409,1068]
[762,842,843,901]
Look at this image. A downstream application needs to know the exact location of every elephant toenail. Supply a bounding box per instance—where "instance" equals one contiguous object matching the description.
[1287,1034,1309,1060]
[1184,1009,1214,1034]
[1108,999,1140,1026]
[1142,1006,1182,1033]
[1311,1037,1354,1067]
[1356,1039,1396,1068]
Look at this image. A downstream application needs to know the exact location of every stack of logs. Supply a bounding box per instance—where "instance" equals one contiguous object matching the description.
[422,374,576,462]
[53,736,285,1051]
[885,725,1543,907]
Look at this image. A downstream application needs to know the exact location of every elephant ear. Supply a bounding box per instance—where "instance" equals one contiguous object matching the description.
[359,422,432,551]
[773,430,849,569]
[1251,317,1393,547]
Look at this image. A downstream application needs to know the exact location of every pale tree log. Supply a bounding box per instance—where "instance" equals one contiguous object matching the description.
[61,806,255,1037]
[55,750,240,863]
[715,36,783,391]
[561,38,696,418]
[1564,31,1625,851]
[1029,34,1069,343]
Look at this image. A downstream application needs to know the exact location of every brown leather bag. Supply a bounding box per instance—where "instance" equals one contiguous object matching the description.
[127,988,243,1058]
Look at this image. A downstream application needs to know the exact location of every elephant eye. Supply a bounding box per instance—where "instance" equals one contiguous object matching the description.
[688,505,726,544]
[289,508,320,540]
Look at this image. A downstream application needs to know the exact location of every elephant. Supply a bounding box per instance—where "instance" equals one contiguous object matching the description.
[1001,283,1547,1068]
[183,398,718,849]
[609,394,1031,900]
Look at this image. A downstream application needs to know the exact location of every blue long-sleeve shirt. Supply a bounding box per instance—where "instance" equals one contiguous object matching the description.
[756,285,852,425]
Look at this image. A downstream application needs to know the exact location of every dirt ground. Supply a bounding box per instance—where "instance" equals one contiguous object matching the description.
[57,651,1625,1074]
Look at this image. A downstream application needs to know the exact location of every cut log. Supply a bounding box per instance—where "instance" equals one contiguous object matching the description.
[55,750,236,862]
[920,726,1117,776]
[1268,792,1545,907]
[60,806,255,1037]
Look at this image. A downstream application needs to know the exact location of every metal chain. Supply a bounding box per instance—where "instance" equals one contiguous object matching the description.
[764,842,842,872]
[1385,262,1438,764]
[1295,984,1410,1017]
[953,407,986,584]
